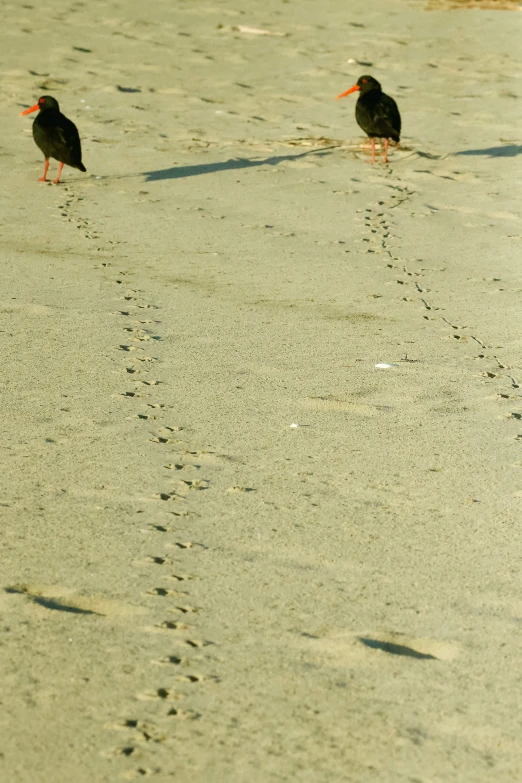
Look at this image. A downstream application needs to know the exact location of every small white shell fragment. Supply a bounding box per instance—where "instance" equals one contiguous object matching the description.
[290,423,300,428]
[347,58,356,64]
[235,25,287,37]
[375,362,399,369]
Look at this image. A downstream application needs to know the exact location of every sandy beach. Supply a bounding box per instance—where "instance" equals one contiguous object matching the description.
[1,0,522,780]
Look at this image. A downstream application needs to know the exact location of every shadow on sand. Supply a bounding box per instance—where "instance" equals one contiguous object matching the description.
[455,144,522,158]
[358,637,437,660]
[142,148,335,182]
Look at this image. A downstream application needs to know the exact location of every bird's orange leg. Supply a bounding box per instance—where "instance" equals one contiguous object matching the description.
[383,138,389,164]
[38,159,49,182]
[53,162,64,185]
[371,138,376,163]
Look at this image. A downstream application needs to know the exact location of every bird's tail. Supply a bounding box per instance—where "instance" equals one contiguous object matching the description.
[77,163,87,172]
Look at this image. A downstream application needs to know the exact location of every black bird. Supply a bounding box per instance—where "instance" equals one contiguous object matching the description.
[335,75,401,163]
[19,95,86,184]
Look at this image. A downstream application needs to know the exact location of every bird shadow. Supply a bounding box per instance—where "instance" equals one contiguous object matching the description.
[142,148,335,182]
[32,596,100,615]
[358,636,437,660]
[455,144,522,158]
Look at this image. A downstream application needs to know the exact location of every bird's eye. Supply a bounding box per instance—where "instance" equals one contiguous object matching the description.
[39,98,45,103]
[361,78,368,84]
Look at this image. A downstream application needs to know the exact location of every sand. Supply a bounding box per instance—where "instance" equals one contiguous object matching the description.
[1,0,522,780]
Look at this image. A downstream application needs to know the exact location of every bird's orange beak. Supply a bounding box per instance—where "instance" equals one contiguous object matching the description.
[335,85,360,100]
[19,103,40,116]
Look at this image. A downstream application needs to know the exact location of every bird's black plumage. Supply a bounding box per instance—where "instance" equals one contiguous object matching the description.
[20,95,86,182]
[335,75,401,163]
[354,76,401,142]
[32,96,86,171]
